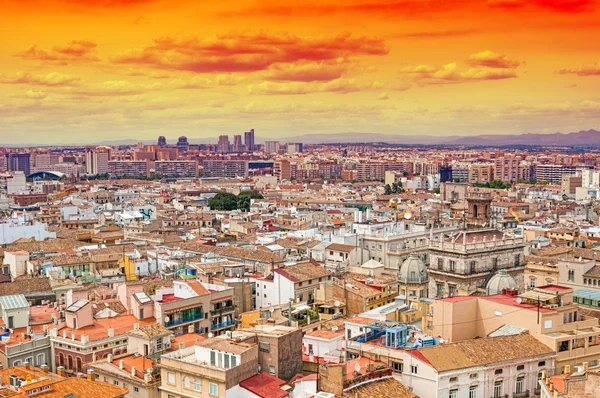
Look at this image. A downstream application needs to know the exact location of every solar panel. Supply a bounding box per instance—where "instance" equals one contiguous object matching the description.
[66,299,89,312]
[135,292,152,304]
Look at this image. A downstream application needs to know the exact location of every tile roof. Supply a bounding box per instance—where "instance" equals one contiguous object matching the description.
[326,243,356,252]
[274,262,331,282]
[346,377,415,398]
[128,324,170,339]
[239,373,288,398]
[410,333,554,372]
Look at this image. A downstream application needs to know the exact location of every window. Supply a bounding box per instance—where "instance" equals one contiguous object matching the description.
[209,383,218,396]
[470,373,477,379]
[269,365,275,375]
[183,376,190,389]
[470,261,476,273]
[113,380,119,386]
[449,389,458,398]
[449,285,456,297]
[231,356,237,367]
[493,380,502,398]
[514,254,521,265]
[530,278,536,289]
[517,365,525,371]
[36,354,45,366]
[167,372,175,385]
[568,270,575,281]
[224,354,230,369]
[494,369,503,375]
[260,342,271,352]
[392,361,403,373]
[492,257,498,268]
[449,260,456,272]
[410,365,418,374]
[437,284,443,297]
[438,258,443,269]
[469,385,477,398]
[538,361,546,367]
[134,387,139,393]
[194,379,201,391]
[210,350,216,366]
[449,377,458,383]
[516,375,525,393]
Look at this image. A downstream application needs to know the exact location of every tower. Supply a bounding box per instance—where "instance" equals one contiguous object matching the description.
[157,136,167,147]
[177,136,189,152]
[244,129,255,152]
[465,190,492,227]
[233,135,243,152]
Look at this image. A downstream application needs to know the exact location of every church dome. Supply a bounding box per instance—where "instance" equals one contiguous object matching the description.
[486,270,517,295]
[398,255,427,283]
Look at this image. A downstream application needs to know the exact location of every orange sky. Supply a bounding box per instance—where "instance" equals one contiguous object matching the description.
[2,0,600,144]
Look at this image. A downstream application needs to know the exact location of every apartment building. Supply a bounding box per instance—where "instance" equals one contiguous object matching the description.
[356,162,403,181]
[433,285,600,371]
[154,161,198,178]
[108,160,151,178]
[202,160,247,178]
[401,333,556,398]
[536,164,578,184]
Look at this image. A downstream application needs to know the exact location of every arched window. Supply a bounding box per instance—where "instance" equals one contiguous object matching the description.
[67,355,73,370]
[193,379,201,391]
[183,376,190,389]
[58,353,64,366]
[76,357,82,373]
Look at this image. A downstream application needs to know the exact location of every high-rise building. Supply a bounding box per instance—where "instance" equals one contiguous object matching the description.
[154,160,198,178]
[217,135,231,153]
[177,136,189,152]
[274,160,292,181]
[137,142,145,150]
[108,160,150,177]
[85,148,110,175]
[5,153,31,176]
[264,141,280,154]
[286,143,303,154]
[233,135,243,152]
[202,159,248,177]
[157,136,167,147]
[244,129,255,152]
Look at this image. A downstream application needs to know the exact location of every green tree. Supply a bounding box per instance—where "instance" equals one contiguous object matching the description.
[237,196,251,211]
[384,184,392,195]
[209,192,238,211]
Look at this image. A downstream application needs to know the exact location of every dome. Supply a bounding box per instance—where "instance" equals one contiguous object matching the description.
[486,270,517,295]
[398,255,427,283]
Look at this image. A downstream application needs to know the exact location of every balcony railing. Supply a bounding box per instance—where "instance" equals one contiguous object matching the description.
[212,305,235,314]
[211,319,236,330]
[165,313,205,328]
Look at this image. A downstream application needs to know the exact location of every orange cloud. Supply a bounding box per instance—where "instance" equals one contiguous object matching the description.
[558,61,600,76]
[17,40,99,63]
[247,78,383,95]
[0,72,80,86]
[488,0,595,12]
[264,60,348,82]
[111,32,387,73]
[466,50,522,68]
[72,80,162,96]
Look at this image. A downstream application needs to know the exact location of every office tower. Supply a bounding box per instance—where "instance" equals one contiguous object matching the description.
[286,143,303,154]
[85,148,110,175]
[33,153,60,170]
[217,135,231,153]
[177,136,189,152]
[158,136,167,147]
[233,135,243,152]
[264,141,280,154]
[5,153,31,176]
[244,129,255,152]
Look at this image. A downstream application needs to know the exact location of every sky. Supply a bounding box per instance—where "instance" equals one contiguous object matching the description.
[1,0,600,145]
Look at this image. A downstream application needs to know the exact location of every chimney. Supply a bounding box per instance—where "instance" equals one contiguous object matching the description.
[87,369,96,382]
[56,366,66,377]
[564,365,571,374]
[134,323,139,330]
[108,328,114,338]
[131,366,137,377]
[119,360,125,370]
[144,372,152,383]
[583,362,589,371]
[81,334,89,344]
[107,354,113,363]
[40,364,49,374]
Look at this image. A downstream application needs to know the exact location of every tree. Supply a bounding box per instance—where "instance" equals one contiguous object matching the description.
[384,184,392,195]
[209,192,238,211]
[392,181,404,194]
[237,196,251,212]
[434,188,440,194]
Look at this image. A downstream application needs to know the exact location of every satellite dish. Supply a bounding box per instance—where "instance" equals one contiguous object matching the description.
[208,332,213,338]
[331,326,338,332]
[404,213,412,220]
[354,363,361,373]
[516,297,522,304]
[334,300,340,308]
[164,316,170,323]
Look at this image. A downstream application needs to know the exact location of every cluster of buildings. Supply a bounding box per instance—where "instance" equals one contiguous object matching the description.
[1,142,600,397]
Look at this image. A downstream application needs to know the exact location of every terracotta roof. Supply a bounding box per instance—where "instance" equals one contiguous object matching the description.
[186,280,209,296]
[128,323,170,339]
[326,243,356,252]
[239,373,288,398]
[347,377,415,398]
[305,329,344,340]
[0,277,52,296]
[411,333,554,372]
[274,262,331,282]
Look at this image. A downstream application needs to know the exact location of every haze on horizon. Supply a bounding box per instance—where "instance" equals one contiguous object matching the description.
[2,0,600,145]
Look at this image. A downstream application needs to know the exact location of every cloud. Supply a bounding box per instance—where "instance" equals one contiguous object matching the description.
[378,92,390,100]
[0,72,81,86]
[264,60,348,82]
[247,78,383,95]
[390,29,479,38]
[72,80,162,96]
[26,90,47,99]
[558,61,600,76]
[466,50,522,68]
[488,0,595,12]
[16,40,99,63]
[111,31,388,73]
[400,51,522,85]
[168,74,245,89]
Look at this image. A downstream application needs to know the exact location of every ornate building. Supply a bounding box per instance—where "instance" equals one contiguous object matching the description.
[397,254,429,299]
[428,229,525,298]
[466,190,492,227]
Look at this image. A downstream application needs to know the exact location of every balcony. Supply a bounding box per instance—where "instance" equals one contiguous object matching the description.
[211,305,235,315]
[165,309,205,328]
[513,391,530,398]
[211,319,236,331]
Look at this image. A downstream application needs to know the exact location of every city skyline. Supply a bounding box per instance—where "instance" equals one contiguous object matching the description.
[2,0,600,144]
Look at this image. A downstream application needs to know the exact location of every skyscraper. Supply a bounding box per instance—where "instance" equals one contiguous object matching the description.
[233,135,243,152]
[5,153,31,176]
[158,136,167,147]
[85,148,110,175]
[264,141,280,154]
[244,129,255,152]
[177,136,189,152]
[217,135,231,153]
